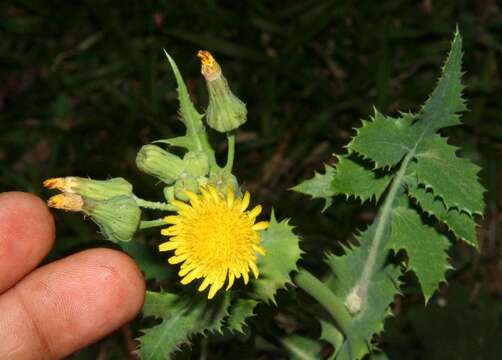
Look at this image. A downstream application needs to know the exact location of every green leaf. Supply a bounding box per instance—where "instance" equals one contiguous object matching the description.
[249,212,302,303]
[348,111,418,168]
[414,135,485,215]
[418,29,466,132]
[163,51,215,160]
[388,205,450,301]
[227,298,258,333]
[137,291,230,360]
[153,136,193,149]
[407,179,478,247]
[326,223,401,342]
[332,155,391,203]
[280,334,323,360]
[292,164,336,211]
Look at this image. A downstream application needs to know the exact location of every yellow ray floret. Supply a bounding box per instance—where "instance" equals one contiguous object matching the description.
[197,50,221,81]
[158,185,269,299]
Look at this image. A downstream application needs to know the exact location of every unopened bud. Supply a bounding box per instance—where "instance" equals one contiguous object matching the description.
[209,169,238,194]
[174,176,199,201]
[183,151,209,177]
[47,193,84,212]
[85,196,141,242]
[136,144,184,184]
[197,50,247,132]
[44,177,132,200]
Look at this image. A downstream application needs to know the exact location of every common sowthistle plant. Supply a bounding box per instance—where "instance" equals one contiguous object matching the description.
[43,29,484,360]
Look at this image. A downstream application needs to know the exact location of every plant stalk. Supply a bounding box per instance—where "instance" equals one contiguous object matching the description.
[224,132,236,172]
[295,269,352,338]
[134,197,176,211]
[139,219,167,229]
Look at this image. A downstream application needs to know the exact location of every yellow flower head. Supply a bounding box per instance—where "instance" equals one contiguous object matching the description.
[197,50,221,81]
[159,185,269,299]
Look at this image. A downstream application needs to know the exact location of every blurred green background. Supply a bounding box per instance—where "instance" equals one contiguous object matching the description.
[1,1,501,359]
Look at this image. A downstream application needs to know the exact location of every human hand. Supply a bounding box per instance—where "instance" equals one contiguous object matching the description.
[0,192,145,359]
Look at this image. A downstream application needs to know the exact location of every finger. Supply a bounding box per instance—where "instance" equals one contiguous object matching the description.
[0,192,55,293]
[0,248,145,360]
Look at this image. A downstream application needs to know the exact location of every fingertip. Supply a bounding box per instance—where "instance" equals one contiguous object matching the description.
[0,192,55,293]
[10,248,145,359]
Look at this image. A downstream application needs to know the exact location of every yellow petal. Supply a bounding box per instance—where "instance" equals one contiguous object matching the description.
[252,221,269,231]
[249,261,259,279]
[253,245,266,256]
[171,200,191,211]
[240,191,250,211]
[226,272,235,290]
[242,271,249,285]
[168,254,187,264]
[180,271,198,285]
[164,215,180,224]
[226,187,235,208]
[207,280,224,299]
[208,186,220,202]
[185,191,200,206]
[159,241,177,252]
[248,205,262,218]
[198,277,212,292]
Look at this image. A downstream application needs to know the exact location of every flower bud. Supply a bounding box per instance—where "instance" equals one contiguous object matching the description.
[47,193,84,212]
[85,196,141,242]
[163,185,175,202]
[183,151,210,177]
[209,169,239,194]
[174,176,199,201]
[197,50,247,132]
[136,144,184,184]
[44,177,132,200]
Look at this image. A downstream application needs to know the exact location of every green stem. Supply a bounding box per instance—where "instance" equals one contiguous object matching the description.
[295,269,352,338]
[347,148,416,313]
[139,219,166,229]
[134,197,176,211]
[224,132,235,172]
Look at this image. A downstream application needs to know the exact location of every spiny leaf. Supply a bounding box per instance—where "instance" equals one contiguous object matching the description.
[418,29,466,132]
[348,111,418,168]
[414,135,485,215]
[137,291,230,360]
[249,213,302,303]
[163,51,214,158]
[407,179,478,247]
[292,164,335,211]
[332,155,391,203]
[280,334,323,360]
[227,298,258,333]
[388,205,450,302]
[323,222,401,359]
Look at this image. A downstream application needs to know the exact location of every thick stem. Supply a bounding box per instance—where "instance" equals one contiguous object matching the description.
[295,269,352,338]
[224,132,236,172]
[134,197,176,211]
[346,149,416,314]
[139,219,166,230]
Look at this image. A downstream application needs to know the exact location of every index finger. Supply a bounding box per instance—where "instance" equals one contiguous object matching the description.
[0,192,55,294]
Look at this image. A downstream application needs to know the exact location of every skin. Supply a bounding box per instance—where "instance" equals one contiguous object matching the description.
[0,192,146,359]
